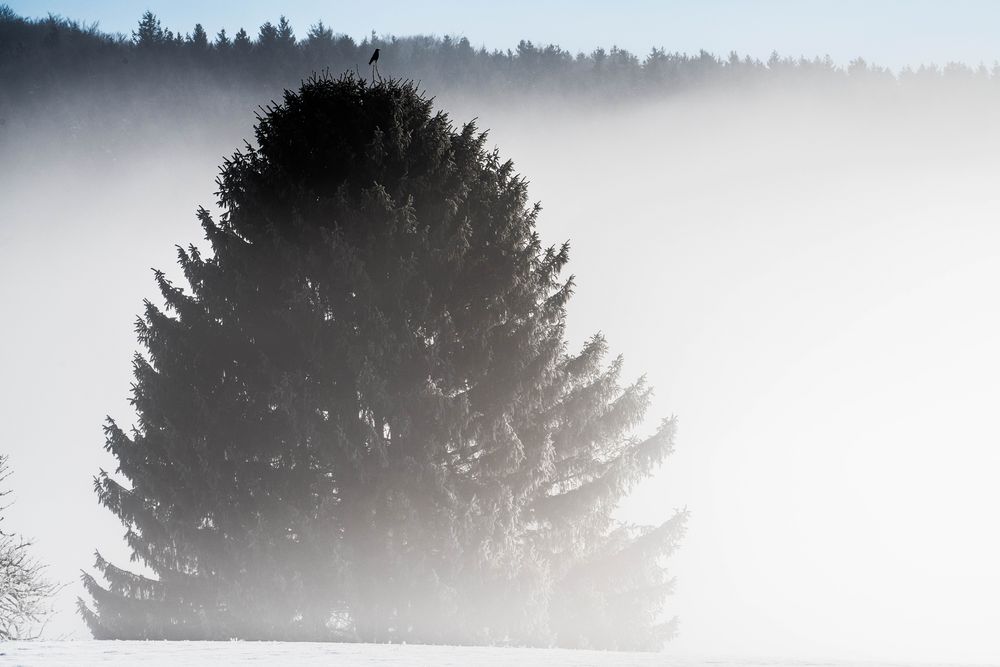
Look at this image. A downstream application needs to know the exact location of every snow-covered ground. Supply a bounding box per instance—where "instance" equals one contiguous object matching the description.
[0,643,986,667]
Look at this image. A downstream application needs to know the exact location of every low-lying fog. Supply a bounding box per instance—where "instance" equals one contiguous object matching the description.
[3,82,1000,663]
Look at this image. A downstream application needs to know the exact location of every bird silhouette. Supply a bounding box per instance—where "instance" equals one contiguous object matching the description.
[368,48,381,82]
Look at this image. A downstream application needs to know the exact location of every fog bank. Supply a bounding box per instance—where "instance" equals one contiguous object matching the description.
[3,79,1000,662]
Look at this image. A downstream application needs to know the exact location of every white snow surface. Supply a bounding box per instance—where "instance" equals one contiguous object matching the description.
[0,642,987,667]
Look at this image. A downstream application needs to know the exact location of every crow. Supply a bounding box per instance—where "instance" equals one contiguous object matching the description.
[368,48,382,82]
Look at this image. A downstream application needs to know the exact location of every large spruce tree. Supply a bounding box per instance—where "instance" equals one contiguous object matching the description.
[80,73,686,649]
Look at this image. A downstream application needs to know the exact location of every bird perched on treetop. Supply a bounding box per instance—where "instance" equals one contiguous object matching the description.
[369,48,380,65]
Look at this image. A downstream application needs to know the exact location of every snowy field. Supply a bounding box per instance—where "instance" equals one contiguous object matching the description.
[0,643,990,667]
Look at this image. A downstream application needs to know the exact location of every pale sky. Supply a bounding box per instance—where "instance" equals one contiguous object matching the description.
[10,0,1000,70]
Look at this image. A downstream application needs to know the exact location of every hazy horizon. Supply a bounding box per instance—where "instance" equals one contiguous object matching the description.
[12,0,1000,72]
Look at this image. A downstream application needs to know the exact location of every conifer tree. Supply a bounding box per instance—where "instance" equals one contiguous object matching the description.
[80,74,685,648]
[275,16,295,49]
[189,24,208,51]
[256,21,277,51]
[232,28,250,52]
[132,11,163,48]
[306,20,333,44]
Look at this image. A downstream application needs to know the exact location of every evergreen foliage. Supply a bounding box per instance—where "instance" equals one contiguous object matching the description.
[80,73,685,648]
[190,24,209,51]
[5,6,996,160]
[132,10,164,47]
[5,4,992,142]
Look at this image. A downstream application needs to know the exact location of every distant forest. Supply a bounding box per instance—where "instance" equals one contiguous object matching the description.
[3,6,1000,148]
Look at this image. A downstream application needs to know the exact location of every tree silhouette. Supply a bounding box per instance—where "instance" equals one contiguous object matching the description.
[276,16,295,49]
[0,456,56,640]
[189,24,208,51]
[133,10,164,48]
[256,20,278,51]
[232,27,251,55]
[0,3,937,146]
[79,73,685,648]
